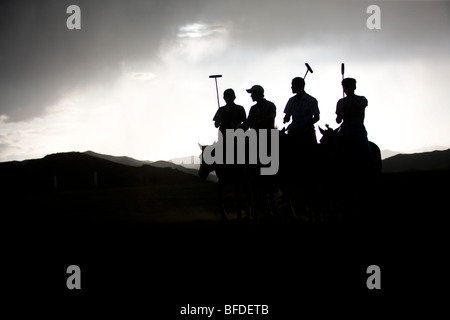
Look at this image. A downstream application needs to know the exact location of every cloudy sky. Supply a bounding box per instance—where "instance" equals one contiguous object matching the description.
[1,0,449,162]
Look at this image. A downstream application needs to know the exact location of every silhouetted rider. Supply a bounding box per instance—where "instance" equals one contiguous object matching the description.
[245,85,277,217]
[245,85,276,130]
[213,88,246,137]
[283,77,320,146]
[336,78,372,163]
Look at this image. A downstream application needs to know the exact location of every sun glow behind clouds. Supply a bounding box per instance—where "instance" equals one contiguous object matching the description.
[177,23,228,38]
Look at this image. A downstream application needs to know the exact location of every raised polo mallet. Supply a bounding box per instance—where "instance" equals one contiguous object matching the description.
[209,74,222,109]
[341,63,345,97]
[304,63,313,78]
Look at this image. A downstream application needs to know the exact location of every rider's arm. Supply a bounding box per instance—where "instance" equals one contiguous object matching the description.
[283,114,291,124]
[283,98,293,124]
[213,109,221,128]
[311,113,320,126]
[336,99,343,124]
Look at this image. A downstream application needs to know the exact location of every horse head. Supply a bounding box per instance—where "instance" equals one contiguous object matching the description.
[198,143,215,180]
[319,124,339,148]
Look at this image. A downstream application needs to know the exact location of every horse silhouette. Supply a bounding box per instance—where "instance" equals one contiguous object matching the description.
[198,143,250,221]
[198,136,284,223]
[318,125,381,176]
[275,129,332,222]
[270,125,382,223]
[199,125,382,223]
[317,125,382,222]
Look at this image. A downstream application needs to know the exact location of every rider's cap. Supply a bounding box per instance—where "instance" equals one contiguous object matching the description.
[246,85,264,95]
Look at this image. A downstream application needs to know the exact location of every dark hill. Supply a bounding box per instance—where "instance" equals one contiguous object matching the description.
[141,159,198,176]
[84,151,217,182]
[0,152,202,192]
[150,160,213,180]
[83,150,152,167]
[382,149,450,173]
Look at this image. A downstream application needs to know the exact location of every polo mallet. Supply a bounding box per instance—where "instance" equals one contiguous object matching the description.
[304,63,313,78]
[209,74,222,109]
[341,63,345,97]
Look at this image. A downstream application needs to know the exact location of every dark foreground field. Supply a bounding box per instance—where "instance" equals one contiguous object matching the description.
[4,170,448,317]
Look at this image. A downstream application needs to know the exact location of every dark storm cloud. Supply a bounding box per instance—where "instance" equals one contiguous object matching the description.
[0,0,448,122]
[0,0,209,121]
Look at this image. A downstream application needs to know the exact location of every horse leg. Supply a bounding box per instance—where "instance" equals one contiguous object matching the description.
[218,182,228,222]
[233,183,242,221]
[246,171,260,223]
[278,184,297,223]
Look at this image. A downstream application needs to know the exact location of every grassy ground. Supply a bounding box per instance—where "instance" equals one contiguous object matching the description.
[16,182,221,225]
[5,172,447,316]
[8,170,449,226]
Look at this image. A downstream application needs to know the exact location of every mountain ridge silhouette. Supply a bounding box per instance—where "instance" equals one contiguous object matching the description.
[0,151,205,192]
[2,148,448,192]
[84,150,217,182]
[382,148,450,173]
[84,150,153,167]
